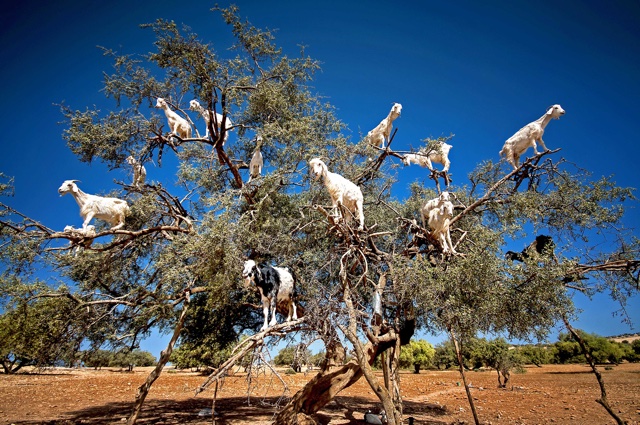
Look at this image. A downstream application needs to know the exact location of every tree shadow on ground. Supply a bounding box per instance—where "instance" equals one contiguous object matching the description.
[329,396,450,424]
[11,395,451,424]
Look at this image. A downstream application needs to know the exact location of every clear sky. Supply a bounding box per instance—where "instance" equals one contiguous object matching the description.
[1,0,639,357]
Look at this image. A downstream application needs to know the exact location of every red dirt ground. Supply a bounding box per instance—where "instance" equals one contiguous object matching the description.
[1,363,639,424]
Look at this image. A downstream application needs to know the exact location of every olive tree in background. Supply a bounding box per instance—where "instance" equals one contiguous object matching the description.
[398,339,435,374]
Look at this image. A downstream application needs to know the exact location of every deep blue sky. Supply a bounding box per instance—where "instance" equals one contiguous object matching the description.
[1,1,639,356]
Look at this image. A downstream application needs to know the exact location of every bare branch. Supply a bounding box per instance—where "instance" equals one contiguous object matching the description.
[195,318,306,396]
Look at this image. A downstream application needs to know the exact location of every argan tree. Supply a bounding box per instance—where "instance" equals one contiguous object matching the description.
[398,339,435,374]
[0,6,638,425]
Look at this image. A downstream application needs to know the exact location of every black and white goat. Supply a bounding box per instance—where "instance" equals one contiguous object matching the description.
[242,259,298,331]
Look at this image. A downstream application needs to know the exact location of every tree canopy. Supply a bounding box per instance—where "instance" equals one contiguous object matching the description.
[0,6,638,425]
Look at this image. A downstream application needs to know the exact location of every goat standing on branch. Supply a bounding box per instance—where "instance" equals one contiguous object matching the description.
[403,141,452,173]
[421,192,456,254]
[58,180,129,231]
[189,99,233,145]
[156,98,191,140]
[248,135,264,183]
[500,104,565,169]
[242,259,298,331]
[126,156,146,188]
[366,103,402,149]
[309,158,365,231]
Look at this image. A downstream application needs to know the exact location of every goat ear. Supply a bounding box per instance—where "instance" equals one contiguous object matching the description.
[546,106,554,115]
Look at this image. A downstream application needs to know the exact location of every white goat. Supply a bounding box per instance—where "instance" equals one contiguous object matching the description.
[366,103,402,149]
[156,98,192,139]
[189,99,233,145]
[64,224,96,237]
[428,202,456,254]
[309,158,365,231]
[58,180,130,231]
[126,156,146,188]
[63,224,96,255]
[421,192,456,254]
[248,135,264,183]
[499,104,565,169]
[420,191,451,228]
[403,141,453,172]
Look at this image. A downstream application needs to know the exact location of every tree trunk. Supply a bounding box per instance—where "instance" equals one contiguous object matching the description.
[2,358,25,374]
[382,351,390,388]
[496,368,510,388]
[128,293,190,425]
[562,316,627,425]
[274,356,366,423]
[274,303,383,423]
[502,369,510,388]
[342,272,400,425]
[276,266,412,424]
[450,330,480,425]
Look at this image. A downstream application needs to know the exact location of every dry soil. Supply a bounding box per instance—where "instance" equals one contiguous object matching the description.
[1,363,639,424]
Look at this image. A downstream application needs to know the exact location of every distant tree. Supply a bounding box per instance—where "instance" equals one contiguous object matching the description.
[274,346,296,367]
[630,340,640,362]
[399,339,435,373]
[554,331,625,365]
[578,332,625,364]
[434,338,482,371]
[433,340,457,370]
[589,335,625,364]
[0,294,86,373]
[131,350,157,367]
[466,337,490,370]
[397,345,412,370]
[83,349,113,370]
[170,293,243,370]
[169,345,199,370]
[619,341,637,363]
[110,350,156,371]
[274,345,311,372]
[482,338,523,388]
[553,337,582,364]
[170,343,230,371]
[308,351,325,369]
[519,344,553,366]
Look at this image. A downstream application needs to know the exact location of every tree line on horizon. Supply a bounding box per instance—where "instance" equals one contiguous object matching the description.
[170,332,640,379]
